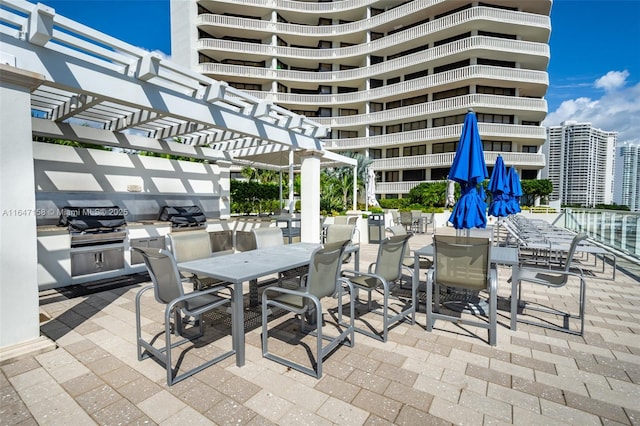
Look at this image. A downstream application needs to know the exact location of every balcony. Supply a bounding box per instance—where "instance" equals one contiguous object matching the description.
[198,31,550,66]
[371,151,545,172]
[310,94,547,128]
[198,37,548,84]
[204,0,380,13]
[323,123,547,150]
[242,65,548,106]
[197,4,550,39]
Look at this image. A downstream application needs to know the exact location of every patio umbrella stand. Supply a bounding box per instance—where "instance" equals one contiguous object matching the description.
[444,110,489,314]
[488,155,510,244]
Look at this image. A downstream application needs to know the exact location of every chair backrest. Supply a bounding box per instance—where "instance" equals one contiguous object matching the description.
[470,226,494,243]
[325,224,356,244]
[387,225,407,236]
[209,230,234,255]
[399,211,412,227]
[411,210,422,222]
[252,227,284,249]
[168,230,212,263]
[373,234,412,282]
[132,247,184,304]
[390,210,400,225]
[346,216,358,225]
[563,232,589,272]
[332,216,349,225]
[306,240,350,299]
[433,235,491,291]
[423,212,434,224]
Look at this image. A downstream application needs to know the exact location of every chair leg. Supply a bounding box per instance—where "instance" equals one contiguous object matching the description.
[426,271,434,331]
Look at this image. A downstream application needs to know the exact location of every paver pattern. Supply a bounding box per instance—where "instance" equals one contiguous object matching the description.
[2,228,639,425]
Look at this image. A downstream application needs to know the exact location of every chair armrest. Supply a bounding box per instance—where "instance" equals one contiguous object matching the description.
[519,265,584,278]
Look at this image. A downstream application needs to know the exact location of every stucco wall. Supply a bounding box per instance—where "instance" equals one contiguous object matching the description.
[33,142,230,224]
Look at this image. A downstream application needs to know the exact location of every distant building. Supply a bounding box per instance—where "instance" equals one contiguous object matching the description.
[543,121,616,207]
[614,142,640,211]
[170,0,551,198]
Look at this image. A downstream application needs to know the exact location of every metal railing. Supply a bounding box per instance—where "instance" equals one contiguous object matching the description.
[563,208,640,260]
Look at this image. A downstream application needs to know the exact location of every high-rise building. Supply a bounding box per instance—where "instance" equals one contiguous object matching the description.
[170,0,550,198]
[543,121,617,207]
[614,142,640,211]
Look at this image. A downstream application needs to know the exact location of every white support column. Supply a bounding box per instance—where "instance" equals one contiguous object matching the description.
[352,165,358,211]
[288,150,295,213]
[279,170,283,210]
[0,65,55,360]
[300,151,322,243]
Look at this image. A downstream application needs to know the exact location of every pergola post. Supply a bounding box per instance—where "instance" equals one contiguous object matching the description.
[300,151,322,243]
[0,65,55,357]
[352,165,358,211]
[288,149,295,213]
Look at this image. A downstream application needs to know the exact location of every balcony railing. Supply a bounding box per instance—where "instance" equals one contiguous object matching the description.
[197,4,550,38]
[370,151,545,171]
[310,94,547,128]
[563,209,640,260]
[198,25,550,62]
[198,36,549,84]
[323,123,547,150]
[242,65,548,105]
[206,0,380,13]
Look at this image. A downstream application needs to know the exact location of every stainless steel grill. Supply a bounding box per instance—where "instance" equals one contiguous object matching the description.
[59,207,127,277]
[158,206,207,229]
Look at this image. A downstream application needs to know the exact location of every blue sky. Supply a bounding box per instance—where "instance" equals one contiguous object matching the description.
[41,0,640,143]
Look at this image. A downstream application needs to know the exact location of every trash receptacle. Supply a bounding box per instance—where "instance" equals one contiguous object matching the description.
[368,214,385,244]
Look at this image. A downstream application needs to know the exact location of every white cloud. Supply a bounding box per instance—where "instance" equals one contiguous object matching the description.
[543,70,640,144]
[594,70,629,92]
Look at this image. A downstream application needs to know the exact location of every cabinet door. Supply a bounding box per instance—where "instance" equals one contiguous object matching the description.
[147,237,165,249]
[130,237,165,264]
[130,239,148,265]
[71,247,124,276]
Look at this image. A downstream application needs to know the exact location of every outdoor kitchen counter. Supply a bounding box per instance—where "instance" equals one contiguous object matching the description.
[37,225,70,236]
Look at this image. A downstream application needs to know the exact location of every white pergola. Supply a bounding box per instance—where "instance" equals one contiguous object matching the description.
[0,0,357,357]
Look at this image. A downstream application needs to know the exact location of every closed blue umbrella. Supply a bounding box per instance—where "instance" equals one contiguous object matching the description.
[506,167,523,214]
[448,111,488,231]
[488,155,510,217]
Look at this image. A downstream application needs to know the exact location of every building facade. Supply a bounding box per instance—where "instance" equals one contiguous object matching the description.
[170,0,551,198]
[614,142,640,211]
[543,121,617,207]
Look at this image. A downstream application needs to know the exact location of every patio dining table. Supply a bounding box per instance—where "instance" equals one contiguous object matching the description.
[178,242,360,367]
[412,244,521,330]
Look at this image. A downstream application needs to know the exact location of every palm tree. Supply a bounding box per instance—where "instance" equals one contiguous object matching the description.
[322,152,373,210]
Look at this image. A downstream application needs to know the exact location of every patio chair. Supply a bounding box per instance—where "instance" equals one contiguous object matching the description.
[325,224,357,263]
[252,227,286,248]
[387,225,432,286]
[515,232,588,336]
[411,210,424,233]
[389,209,401,227]
[340,234,415,342]
[251,227,305,298]
[168,230,223,290]
[399,211,414,232]
[426,235,498,345]
[133,247,235,386]
[261,240,354,378]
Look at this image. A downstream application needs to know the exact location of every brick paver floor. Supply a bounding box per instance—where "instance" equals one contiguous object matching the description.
[2,227,639,425]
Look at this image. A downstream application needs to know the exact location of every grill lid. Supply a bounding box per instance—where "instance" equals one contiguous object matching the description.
[58,206,127,232]
[158,206,206,227]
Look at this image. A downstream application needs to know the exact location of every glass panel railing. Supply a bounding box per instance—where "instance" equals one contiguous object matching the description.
[563,208,640,260]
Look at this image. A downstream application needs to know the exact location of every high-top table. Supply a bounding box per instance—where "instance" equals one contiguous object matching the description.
[412,244,521,330]
[178,242,359,367]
